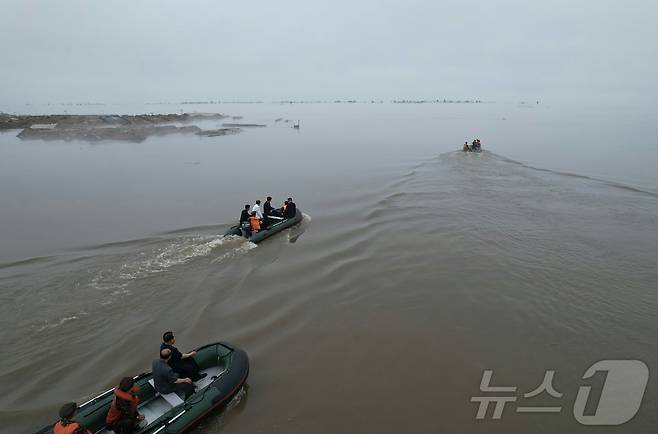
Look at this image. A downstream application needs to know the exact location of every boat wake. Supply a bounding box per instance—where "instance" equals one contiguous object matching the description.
[192,385,249,433]
[287,213,312,243]
[34,312,88,332]
[90,234,256,295]
[487,152,658,198]
[0,226,260,341]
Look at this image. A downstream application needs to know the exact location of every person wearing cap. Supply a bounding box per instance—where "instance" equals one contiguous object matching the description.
[106,377,145,434]
[160,331,205,382]
[53,402,92,434]
[152,348,195,399]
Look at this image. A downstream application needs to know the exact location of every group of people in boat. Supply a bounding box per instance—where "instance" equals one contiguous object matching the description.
[50,200,301,433]
[52,331,203,434]
[462,139,482,152]
[238,196,296,237]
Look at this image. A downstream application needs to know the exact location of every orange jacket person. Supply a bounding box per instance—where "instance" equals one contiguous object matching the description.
[106,377,145,433]
[53,402,92,434]
[249,211,261,232]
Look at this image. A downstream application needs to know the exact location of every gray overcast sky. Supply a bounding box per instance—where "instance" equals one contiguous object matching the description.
[2,0,657,103]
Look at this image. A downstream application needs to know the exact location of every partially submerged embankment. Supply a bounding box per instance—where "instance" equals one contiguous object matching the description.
[0,113,243,142]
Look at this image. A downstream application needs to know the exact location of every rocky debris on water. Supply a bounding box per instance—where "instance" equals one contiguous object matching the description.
[195,128,242,137]
[0,113,241,142]
[17,125,205,142]
[222,123,266,127]
[0,113,226,130]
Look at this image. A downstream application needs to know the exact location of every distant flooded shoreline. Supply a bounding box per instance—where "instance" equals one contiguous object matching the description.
[0,112,242,142]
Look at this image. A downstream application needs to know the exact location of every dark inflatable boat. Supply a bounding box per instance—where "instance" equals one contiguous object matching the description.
[36,342,249,434]
[224,209,303,243]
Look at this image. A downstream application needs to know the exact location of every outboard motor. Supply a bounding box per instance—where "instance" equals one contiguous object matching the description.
[241,221,251,238]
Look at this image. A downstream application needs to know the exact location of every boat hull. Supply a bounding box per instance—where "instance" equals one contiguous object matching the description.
[35,342,249,434]
[225,209,303,243]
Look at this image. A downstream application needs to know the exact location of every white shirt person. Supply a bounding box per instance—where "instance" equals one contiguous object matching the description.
[252,200,263,219]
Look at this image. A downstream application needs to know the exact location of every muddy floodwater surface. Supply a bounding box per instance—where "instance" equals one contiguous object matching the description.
[1,102,658,433]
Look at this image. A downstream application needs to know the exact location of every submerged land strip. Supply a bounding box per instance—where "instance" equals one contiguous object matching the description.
[0,113,244,142]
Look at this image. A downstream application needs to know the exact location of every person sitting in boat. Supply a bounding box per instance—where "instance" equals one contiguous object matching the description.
[249,211,262,233]
[239,204,251,238]
[463,141,470,152]
[53,402,92,434]
[152,348,195,399]
[106,377,145,434]
[476,139,482,150]
[284,197,297,219]
[161,331,205,382]
[280,200,288,216]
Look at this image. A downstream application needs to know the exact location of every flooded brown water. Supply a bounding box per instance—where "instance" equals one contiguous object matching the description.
[1,102,658,433]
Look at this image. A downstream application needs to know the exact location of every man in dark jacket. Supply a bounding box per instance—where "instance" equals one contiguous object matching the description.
[262,196,282,227]
[239,204,252,237]
[285,197,297,218]
[160,331,205,382]
[239,204,250,224]
[152,348,195,399]
[263,196,274,216]
[264,196,283,217]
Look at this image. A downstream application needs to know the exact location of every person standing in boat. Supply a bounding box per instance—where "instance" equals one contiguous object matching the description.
[261,196,272,228]
[105,377,145,434]
[252,199,263,219]
[53,402,92,434]
[152,348,195,399]
[239,204,251,224]
[239,204,251,238]
[161,331,205,382]
[263,196,283,224]
[263,196,278,217]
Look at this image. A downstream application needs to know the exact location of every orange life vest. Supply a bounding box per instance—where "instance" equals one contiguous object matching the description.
[106,386,140,425]
[250,216,261,231]
[53,420,91,434]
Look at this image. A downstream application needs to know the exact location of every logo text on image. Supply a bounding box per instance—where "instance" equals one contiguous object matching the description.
[471,359,648,426]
